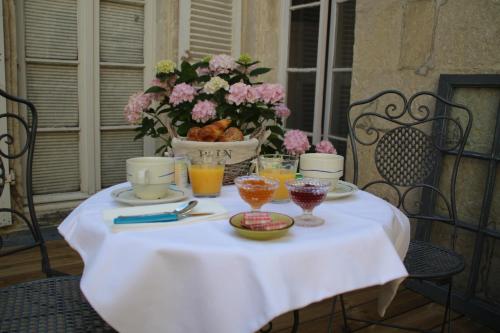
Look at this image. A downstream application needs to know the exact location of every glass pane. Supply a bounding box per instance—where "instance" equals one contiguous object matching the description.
[437,156,488,225]
[101,130,143,188]
[329,138,347,157]
[452,88,500,154]
[487,165,500,231]
[289,7,320,68]
[334,0,356,68]
[430,225,476,294]
[286,72,316,132]
[477,236,500,307]
[292,0,319,6]
[329,72,352,138]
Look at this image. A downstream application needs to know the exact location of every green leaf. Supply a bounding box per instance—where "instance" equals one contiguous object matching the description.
[155,144,168,155]
[134,130,146,141]
[178,61,198,83]
[144,86,166,94]
[176,122,192,137]
[249,67,271,76]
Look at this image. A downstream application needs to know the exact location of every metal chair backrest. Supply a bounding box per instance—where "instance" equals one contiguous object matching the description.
[0,89,51,275]
[347,90,472,248]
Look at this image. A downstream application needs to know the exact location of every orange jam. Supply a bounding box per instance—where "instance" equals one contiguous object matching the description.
[237,179,276,210]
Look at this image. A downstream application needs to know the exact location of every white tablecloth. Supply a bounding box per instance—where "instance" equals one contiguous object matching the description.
[58,183,410,333]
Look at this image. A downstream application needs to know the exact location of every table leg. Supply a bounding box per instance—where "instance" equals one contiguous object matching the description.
[291,310,300,333]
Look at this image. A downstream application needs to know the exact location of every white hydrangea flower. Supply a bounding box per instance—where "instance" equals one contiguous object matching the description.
[203,76,230,94]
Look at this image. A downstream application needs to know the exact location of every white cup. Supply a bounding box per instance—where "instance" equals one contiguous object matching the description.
[126,157,175,199]
[299,153,344,191]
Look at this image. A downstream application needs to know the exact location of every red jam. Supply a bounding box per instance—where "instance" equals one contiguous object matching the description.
[290,184,327,210]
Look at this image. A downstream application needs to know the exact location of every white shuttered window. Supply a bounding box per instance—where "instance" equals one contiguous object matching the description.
[179,0,241,61]
[20,0,153,207]
[98,0,145,188]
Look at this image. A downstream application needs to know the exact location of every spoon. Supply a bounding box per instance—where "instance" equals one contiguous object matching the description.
[114,200,202,224]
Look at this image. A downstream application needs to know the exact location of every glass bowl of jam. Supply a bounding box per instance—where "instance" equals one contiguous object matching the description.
[235,175,279,212]
[286,178,331,227]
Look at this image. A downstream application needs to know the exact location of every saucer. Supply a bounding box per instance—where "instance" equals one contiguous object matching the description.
[111,185,188,206]
[325,181,358,200]
[229,212,294,240]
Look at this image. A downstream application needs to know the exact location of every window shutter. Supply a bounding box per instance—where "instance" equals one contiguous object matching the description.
[32,133,80,194]
[99,0,144,188]
[25,0,78,60]
[100,67,144,127]
[26,64,78,128]
[180,0,240,61]
[24,0,80,195]
[100,0,144,63]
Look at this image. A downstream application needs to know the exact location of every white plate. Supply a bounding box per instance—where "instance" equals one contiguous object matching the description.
[325,180,358,200]
[111,185,189,206]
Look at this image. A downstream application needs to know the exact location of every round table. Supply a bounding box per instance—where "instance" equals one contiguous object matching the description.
[59,183,410,333]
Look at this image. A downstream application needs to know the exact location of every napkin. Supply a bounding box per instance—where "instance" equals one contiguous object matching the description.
[103,199,228,231]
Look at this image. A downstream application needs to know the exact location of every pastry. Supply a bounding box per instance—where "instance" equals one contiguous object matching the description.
[187,127,202,141]
[218,127,244,142]
[198,119,232,142]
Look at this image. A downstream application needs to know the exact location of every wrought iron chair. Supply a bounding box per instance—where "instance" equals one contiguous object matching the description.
[0,90,115,332]
[333,90,472,333]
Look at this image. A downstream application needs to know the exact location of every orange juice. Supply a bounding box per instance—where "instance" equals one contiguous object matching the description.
[259,168,295,202]
[189,165,225,197]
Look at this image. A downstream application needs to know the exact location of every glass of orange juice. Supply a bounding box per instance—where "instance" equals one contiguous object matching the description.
[258,154,298,203]
[187,154,226,197]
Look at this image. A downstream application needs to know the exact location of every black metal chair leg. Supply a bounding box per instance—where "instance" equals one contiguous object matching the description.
[440,278,453,333]
[291,310,300,333]
[327,296,338,333]
[340,295,350,333]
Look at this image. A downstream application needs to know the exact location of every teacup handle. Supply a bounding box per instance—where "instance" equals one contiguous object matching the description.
[137,169,150,184]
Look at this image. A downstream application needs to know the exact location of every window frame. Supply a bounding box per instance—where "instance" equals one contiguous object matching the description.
[278,0,354,146]
[15,0,156,211]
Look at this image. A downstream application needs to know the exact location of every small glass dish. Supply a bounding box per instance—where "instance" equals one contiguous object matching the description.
[234,175,279,212]
[286,178,331,227]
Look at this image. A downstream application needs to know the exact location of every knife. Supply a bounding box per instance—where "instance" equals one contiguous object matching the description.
[113,212,214,224]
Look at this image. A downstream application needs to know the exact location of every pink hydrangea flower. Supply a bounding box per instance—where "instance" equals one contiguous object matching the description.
[227,82,250,105]
[255,83,285,104]
[315,140,337,154]
[169,83,197,106]
[274,104,291,118]
[284,129,310,156]
[209,54,236,74]
[191,100,217,123]
[124,92,152,125]
[246,86,260,103]
[196,67,210,76]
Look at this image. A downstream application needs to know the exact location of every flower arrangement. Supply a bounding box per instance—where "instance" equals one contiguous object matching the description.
[282,130,337,156]
[124,53,337,157]
[125,54,290,154]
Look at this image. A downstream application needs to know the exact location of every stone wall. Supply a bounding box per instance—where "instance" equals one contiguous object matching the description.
[240,0,281,82]
[349,0,500,306]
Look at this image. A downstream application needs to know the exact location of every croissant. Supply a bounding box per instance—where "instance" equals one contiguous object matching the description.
[218,127,244,142]
[197,119,232,142]
[212,119,231,131]
[187,127,201,141]
[198,125,222,141]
